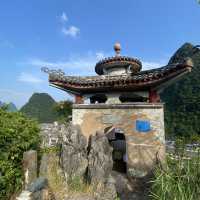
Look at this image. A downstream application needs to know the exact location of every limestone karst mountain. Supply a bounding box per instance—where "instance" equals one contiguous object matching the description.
[7,102,18,112]
[20,93,58,123]
[0,101,18,112]
[161,43,200,137]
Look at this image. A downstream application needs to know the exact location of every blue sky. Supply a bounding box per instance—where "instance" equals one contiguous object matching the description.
[0,0,200,108]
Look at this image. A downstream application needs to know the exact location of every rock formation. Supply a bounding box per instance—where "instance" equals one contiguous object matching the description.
[87,131,113,185]
[60,124,88,182]
[17,122,118,200]
[17,122,150,200]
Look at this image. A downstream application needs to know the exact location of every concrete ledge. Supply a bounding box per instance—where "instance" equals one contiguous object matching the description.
[73,103,164,109]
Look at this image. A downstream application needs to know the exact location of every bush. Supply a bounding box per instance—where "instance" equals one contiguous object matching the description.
[0,108,40,199]
[190,134,200,144]
[150,150,200,199]
[53,100,72,122]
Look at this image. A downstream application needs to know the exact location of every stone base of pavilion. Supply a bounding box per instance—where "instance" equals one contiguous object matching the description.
[72,103,166,178]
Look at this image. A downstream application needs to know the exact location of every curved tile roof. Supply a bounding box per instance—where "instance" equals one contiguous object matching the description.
[95,56,142,75]
[46,61,192,95]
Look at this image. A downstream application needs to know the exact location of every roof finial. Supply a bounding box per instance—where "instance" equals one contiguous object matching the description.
[114,42,121,56]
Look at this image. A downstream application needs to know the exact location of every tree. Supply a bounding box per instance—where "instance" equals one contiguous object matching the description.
[161,43,200,139]
[54,100,72,122]
[0,108,40,199]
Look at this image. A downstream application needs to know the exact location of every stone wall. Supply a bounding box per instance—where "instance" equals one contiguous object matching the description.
[72,103,165,177]
[40,123,60,147]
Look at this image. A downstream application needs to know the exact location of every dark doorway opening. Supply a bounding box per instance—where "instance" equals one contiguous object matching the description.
[119,93,147,102]
[90,94,107,104]
[105,127,127,173]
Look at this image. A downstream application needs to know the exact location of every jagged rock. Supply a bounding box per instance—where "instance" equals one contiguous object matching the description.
[39,152,67,199]
[87,131,113,185]
[64,196,94,200]
[99,176,117,200]
[23,150,38,189]
[60,123,88,181]
[23,123,119,200]
[27,177,48,193]
[16,178,50,200]
[111,171,150,200]
[106,175,117,193]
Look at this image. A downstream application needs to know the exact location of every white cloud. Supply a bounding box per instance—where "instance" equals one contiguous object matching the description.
[96,52,106,60]
[25,52,166,76]
[142,61,166,70]
[28,58,94,75]
[27,51,108,75]
[60,12,68,23]
[0,89,28,98]
[18,72,44,84]
[58,12,80,38]
[62,26,80,38]
[0,89,31,108]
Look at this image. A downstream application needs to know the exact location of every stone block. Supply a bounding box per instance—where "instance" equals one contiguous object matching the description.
[23,150,37,189]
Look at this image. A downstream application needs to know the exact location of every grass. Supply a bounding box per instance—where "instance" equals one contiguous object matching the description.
[67,176,90,193]
[150,144,200,200]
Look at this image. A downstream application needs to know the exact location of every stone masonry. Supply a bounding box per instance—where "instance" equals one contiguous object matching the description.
[72,103,165,177]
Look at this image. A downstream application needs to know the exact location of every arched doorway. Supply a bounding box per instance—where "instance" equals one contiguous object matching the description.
[105,127,127,173]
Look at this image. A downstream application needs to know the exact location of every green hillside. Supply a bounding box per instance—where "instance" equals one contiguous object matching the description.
[20,93,58,123]
[161,43,200,138]
[7,102,18,112]
[0,101,18,112]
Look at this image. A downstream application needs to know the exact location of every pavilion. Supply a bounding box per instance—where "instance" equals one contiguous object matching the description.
[42,43,192,177]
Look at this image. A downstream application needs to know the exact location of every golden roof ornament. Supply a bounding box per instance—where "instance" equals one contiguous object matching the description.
[114,42,121,56]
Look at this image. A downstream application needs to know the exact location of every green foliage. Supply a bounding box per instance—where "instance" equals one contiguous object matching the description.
[6,103,18,112]
[53,100,72,122]
[40,146,60,154]
[20,93,58,123]
[150,152,200,200]
[0,108,40,200]
[161,43,200,138]
[0,102,17,112]
[190,134,200,143]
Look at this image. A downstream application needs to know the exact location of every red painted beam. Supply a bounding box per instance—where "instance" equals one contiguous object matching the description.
[75,95,84,104]
[149,90,160,103]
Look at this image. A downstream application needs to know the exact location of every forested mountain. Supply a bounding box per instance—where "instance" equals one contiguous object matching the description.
[20,93,58,123]
[161,43,200,138]
[7,102,18,112]
[0,101,18,112]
